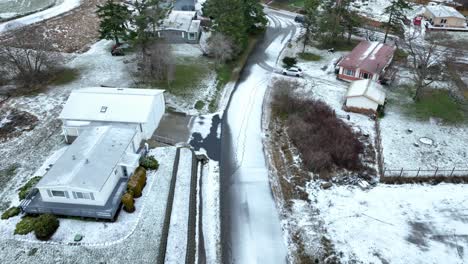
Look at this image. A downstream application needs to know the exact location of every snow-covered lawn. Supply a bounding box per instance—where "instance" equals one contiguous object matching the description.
[0,0,81,33]
[314,183,468,264]
[381,104,468,172]
[349,0,423,23]
[164,42,218,115]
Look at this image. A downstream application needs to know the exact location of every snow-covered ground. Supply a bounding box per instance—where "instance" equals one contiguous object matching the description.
[349,0,423,23]
[0,40,134,207]
[381,101,468,172]
[0,147,177,263]
[314,183,468,264]
[0,0,81,33]
[163,42,218,115]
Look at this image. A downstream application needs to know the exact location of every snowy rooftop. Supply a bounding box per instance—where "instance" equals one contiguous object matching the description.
[425,5,465,19]
[160,10,200,32]
[346,79,386,105]
[338,41,396,75]
[59,87,165,123]
[36,125,136,191]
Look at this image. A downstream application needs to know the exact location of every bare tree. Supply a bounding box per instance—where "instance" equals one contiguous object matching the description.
[137,41,175,83]
[206,33,234,66]
[0,32,63,89]
[398,30,452,101]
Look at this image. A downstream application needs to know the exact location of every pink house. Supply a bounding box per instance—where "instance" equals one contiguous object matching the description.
[337,41,396,83]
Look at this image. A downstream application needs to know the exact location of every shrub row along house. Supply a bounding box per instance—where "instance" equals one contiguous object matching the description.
[20,88,165,220]
[337,41,396,83]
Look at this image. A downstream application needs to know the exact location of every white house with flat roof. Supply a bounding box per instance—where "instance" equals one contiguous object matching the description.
[59,87,165,143]
[35,125,140,207]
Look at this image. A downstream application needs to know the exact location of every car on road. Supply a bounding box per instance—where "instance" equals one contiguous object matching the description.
[294,15,305,24]
[282,66,303,77]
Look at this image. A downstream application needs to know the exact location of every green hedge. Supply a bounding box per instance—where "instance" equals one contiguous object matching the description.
[1,207,20,220]
[18,176,42,200]
[139,156,159,170]
[15,216,36,235]
[34,214,59,240]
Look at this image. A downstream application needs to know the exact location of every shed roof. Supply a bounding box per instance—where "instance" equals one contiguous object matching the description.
[346,79,386,105]
[36,125,137,192]
[338,41,396,75]
[59,87,164,123]
[160,10,200,32]
[426,5,465,19]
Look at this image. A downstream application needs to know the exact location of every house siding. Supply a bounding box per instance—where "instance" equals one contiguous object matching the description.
[156,29,200,44]
[346,96,379,111]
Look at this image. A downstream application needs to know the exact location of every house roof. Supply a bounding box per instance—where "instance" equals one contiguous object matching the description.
[346,79,386,105]
[426,5,465,19]
[338,41,396,75]
[160,10,200,32]
[59,87,164,123]
[36,125,137,192]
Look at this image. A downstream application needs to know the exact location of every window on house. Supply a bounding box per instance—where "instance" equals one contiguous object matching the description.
[74,192,91,199]
[344,69,355,76]
[188,33,196,40]
[440,19,447,24]
[51,190,66,197]
[361,72,372,79]
[100,106,108,113]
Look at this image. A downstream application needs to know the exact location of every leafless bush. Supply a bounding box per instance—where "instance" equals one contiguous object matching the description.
[206,33,235,65]
[271,81,364,173]
[136,41,175,83]
[0,32,64,90]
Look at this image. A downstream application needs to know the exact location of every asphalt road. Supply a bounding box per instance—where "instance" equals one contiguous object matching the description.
[219,9,298,264]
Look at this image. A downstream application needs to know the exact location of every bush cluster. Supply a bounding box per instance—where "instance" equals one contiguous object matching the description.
[33,214,59,240]
[139,156,159,170]
[127,167,147,198]
[18,176,42,200]
[1,206,20,220]
[121,193,135,213]
[272,86,364,173]
[282,56,297,68]
[15,216,36,235]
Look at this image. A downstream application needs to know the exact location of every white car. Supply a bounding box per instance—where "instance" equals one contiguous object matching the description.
[282,67,303,77]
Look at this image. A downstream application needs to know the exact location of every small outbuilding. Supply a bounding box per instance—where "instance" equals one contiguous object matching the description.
[337,41,396,83]
[345,79,386,113]
[59,87,165,143]
[424,5,466,28]
[156,10,201,43]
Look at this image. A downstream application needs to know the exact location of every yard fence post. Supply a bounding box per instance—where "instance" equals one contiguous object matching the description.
[400,168,403,177]
[450,167,455,177]
[416,168,420,177]
[434,167,439,177]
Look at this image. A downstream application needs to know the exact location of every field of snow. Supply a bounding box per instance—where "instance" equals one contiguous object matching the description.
[381,103,468,172]
[0,0,81,33]
[349,0,423,23]
[314,183,468,264]
[0,0,55,20]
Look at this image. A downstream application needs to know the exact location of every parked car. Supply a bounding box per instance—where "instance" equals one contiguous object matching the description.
[282,67,303,77]
[294,15,305,24]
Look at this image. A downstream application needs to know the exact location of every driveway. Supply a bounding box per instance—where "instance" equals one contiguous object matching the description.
[219,9,298,264]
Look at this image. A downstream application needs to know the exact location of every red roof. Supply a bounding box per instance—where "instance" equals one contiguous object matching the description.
[338,41,396,75]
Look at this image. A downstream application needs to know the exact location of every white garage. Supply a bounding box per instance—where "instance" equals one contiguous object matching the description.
[345,79,386,113]
[59,87,165,143]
